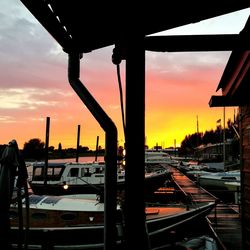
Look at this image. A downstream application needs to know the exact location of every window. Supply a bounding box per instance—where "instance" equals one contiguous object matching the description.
[69,168,79,177]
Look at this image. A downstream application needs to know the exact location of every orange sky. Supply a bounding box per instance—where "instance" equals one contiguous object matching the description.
[0,2,249,150]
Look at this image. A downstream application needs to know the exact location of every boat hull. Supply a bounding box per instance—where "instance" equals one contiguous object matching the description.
[10,200,215,250]
[198,174,240,191]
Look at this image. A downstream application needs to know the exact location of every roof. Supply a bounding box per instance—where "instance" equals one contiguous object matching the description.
[20,1,250,53]
[209,15,250,107]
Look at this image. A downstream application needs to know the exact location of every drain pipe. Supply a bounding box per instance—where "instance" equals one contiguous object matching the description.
[68,53,118,250]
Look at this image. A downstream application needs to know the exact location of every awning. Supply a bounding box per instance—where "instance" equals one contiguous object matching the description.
[209,16,250,107]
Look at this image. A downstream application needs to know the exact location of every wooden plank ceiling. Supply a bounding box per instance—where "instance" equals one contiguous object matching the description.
[20,1,249,53]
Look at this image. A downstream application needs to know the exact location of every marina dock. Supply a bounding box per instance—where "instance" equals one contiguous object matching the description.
[169,165,218,203]
[165,164,242,250]
[207,203,242,250]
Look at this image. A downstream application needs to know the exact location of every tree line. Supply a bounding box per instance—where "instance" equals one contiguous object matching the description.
[0,118,239,161]
[179,118,240,157]
[0,138,105,161]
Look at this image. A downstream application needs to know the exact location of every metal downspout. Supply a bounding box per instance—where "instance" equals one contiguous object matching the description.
[68,53,118,250]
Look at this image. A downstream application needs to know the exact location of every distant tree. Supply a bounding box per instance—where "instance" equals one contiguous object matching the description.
[78,146,89,153]
[23,138,45,160]
[180,134,197,155]
[58,143,62,151]
[180,118,239,156]
[202,130,216,145]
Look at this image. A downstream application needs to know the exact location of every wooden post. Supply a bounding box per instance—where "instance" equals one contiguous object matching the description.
[44,116,50,185]
[95,135,99,162]
[223,107,226,167]
[124,34,150,249]
[76,124,80,162]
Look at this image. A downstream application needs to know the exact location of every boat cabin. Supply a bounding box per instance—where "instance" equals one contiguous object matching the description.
[32,161,106,182]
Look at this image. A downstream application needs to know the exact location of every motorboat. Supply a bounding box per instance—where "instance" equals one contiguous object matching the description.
[29,161,123,195]
[197,170,241,191]
[9,193,216,250]
[185,168,223,181]
[145,150,179,165]
[176,160,211,174]
[10,193,112,228]
[29,161,169,196]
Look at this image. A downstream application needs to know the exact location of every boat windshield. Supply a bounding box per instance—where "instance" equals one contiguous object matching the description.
[32,163,65,181]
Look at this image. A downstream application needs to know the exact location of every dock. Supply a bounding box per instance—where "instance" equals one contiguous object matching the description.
[169,166,218,203]
[207,203,242,250]
[165,165,242,250]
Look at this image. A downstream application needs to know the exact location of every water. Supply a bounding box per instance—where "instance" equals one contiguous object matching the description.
[49,156,105,163]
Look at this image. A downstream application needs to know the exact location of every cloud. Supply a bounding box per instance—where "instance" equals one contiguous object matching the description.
[0,115,16,123]
[0,87,73,110]
[0,1,248,149]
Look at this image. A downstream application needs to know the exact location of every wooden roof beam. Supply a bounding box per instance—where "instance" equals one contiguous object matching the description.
[145,34,249,52]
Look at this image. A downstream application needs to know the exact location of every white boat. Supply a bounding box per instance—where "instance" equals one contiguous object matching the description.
[185,168,223,181]
[29,161,169,196]
[145,150,179,165]
[197,170,241,191]
[10,193,114,228]
[177,160,211,173]
[9,193,216,249]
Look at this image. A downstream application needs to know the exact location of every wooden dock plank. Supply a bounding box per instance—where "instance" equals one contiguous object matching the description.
[167,165,243,249]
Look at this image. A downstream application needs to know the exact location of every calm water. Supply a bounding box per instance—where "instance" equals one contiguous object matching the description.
[49,156,105,163]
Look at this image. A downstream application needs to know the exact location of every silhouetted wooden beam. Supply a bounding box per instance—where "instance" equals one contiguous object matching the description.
[21,0,72,51]
[209,96,249,107]
[145,34,249,52]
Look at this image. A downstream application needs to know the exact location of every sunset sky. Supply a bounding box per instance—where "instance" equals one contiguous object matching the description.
[0,2,249,150]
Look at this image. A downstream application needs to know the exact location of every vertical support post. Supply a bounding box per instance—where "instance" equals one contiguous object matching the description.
[124,35,150,249]
[239,109,243,218]
[68,53,117,250]
[223,107,226,167]
[44,116,50,185]
[95,135,99,162]
[76,124,80,162]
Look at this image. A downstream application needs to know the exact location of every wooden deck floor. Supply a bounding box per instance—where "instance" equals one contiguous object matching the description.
[166,165,242,250]
[207,203,242,250]
[169,166,218,203]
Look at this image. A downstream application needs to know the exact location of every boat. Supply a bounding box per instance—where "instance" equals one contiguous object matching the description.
[197,170,241,191]
[185,168,223,182]
[10,193,115,228]
[172,235,218,250]
[145,149,179,165]
[9,193,217,250]
[176,160,211,174]
[29,161,169,196]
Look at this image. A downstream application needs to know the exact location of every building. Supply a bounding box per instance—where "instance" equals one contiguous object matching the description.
[195,140,235,163]
[209,16,250,250]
